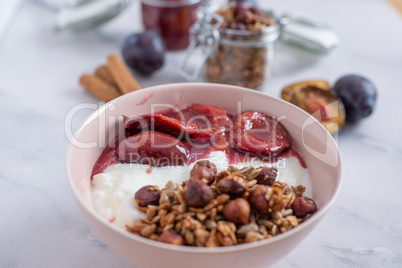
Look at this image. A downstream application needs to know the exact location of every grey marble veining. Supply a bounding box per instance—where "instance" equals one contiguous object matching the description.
[1,0,402,267]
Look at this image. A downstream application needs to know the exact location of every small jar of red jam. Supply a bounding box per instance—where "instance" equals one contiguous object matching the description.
[141,0,203,51]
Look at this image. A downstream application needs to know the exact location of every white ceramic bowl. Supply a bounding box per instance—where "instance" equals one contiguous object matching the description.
[65,83,342,268]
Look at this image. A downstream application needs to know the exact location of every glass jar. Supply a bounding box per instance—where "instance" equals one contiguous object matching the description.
[205,24,279,89]
[177,5,280,89]
[141,0,203,51]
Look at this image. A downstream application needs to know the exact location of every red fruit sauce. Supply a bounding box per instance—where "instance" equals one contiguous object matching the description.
[91,103,306,178]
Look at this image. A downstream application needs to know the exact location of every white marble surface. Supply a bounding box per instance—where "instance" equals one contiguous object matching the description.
[1,0,402,267]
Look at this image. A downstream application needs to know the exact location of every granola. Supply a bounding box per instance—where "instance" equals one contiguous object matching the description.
[127,164,317,247]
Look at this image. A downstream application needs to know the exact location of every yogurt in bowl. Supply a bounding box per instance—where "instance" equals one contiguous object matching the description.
[91,151,312,230]
[65,83,342,268]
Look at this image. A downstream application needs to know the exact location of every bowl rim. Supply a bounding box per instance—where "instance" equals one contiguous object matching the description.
[65,82,342,253]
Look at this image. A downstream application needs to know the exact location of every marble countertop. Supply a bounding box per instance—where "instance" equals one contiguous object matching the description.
[1,0,401,267]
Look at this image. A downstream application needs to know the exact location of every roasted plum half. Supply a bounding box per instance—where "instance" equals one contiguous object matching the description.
[124,114,211,139]
[157,104,231,151]
[231,111,292,158]
[117,131,190,166]
[281,80,331,102]
[159,103,231,130]
[288,86,346,134]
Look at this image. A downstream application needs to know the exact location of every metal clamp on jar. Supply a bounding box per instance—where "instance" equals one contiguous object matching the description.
[176,1,223,81]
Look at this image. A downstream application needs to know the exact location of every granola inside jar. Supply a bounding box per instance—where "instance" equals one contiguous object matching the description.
[205,3,279,89]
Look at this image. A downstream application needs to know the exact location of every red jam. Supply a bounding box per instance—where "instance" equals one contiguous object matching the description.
[91,103,305,178]
[141,0,202,50]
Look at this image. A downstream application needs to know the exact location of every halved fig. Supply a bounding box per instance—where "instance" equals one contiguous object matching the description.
[117,131,190,166]
[231,112,292,158]
[290,86,346,134]
[125,114,211,138]
[281,80,330,102]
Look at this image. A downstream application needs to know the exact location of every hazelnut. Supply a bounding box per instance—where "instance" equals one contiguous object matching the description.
[217,175,248,198]
[190,160,217,185]
[184,178,214,207]
[223,198,250,225]
[158,229,184,245]
[135,185,160,207]
[255,166,277,186]
[292,196,317,217]
[233,3,246,18]
[247,185,269,213]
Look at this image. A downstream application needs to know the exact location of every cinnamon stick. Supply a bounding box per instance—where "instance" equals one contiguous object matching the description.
[95,65,117,87]
[107,54,141,94]
[79,74,122,102]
